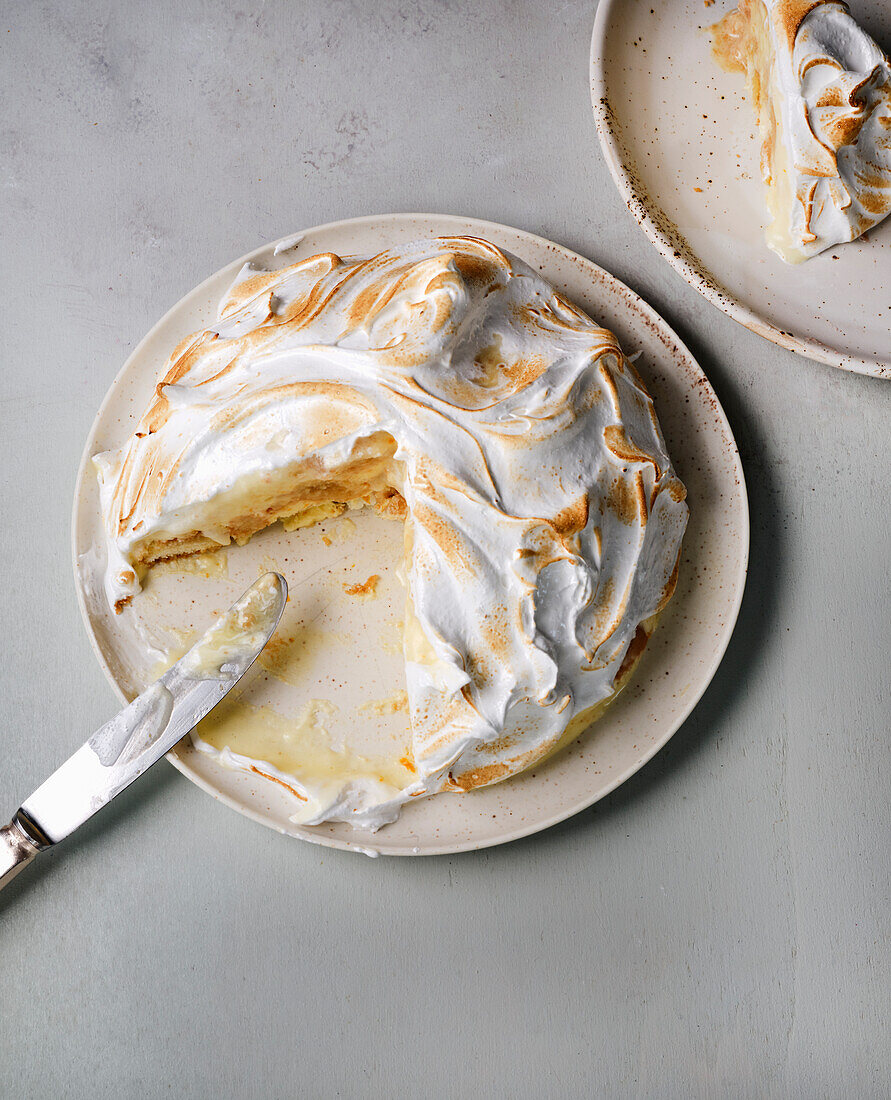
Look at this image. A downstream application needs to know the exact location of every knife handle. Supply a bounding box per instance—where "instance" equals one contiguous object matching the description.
[0,818,42,891]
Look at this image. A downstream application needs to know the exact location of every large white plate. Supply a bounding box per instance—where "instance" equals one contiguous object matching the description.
[72,213,748,856]
[591,0,891,377]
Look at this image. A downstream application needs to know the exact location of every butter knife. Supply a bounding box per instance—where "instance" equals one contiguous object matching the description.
[0,571,287,891]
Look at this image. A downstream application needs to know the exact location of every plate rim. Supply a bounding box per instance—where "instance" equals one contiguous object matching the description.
[590,0,891,380]
[71,211,749,856]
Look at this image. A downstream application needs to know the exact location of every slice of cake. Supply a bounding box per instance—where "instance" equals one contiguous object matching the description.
[712,0,891,262]
[94,237,688,828]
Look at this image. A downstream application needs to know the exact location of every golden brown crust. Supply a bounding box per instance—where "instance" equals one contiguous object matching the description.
[448,611,664,792]
[773,0,826,53]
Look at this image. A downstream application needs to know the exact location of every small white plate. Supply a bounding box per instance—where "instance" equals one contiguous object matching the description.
[591,0,891,377]
[72,213,748,856]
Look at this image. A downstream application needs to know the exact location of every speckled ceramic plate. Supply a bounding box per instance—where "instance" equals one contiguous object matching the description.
[72,213,748,856]
[591,0,891,377]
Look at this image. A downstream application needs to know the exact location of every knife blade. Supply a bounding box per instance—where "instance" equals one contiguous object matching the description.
[0,571,287,890]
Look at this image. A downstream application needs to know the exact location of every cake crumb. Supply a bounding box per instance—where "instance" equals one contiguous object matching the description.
[343,574,381,598]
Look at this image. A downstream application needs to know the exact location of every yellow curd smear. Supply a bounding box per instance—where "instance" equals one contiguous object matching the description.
[358,690,409,717]
[193,696,416,797]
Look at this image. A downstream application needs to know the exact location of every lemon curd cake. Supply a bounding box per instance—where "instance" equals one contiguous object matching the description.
[94,237,688,828]
[711,0,891,262]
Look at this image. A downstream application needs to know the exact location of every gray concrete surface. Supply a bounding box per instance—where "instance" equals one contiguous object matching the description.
[0,1,888,1097]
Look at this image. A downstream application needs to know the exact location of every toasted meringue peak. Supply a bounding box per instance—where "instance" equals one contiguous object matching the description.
[94,237,687,829]
[712,0,891,262]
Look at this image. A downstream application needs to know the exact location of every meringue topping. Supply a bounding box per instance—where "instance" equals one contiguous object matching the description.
[712,0,891,262]
[93,236,687,829]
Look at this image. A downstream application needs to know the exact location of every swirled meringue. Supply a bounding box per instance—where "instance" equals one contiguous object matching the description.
[93,237,687,829]
[712,0,891,262]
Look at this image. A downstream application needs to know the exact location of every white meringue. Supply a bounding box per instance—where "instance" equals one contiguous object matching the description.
[712,0,891,262]
[93,237,687,829]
